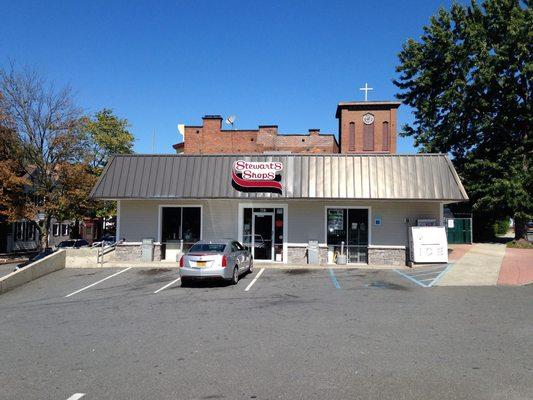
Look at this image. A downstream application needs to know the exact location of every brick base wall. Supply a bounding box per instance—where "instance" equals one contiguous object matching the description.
[114,243,162,262]
[287,247,328,265]
[367,248,406,266]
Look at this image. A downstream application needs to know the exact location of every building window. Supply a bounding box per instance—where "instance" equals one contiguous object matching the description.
[363,122,374,151]
[326,208,368,263]
[61,223,69,236]
[25,222,35,241]
[52,223,60,237]
[382,122,390,151]
[14,221,36,242]
[349,122,355,151]
[161,206,202,246]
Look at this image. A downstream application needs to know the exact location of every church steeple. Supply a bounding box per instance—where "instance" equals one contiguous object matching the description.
[336,101,400,154]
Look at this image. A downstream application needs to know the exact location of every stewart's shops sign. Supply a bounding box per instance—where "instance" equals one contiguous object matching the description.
[231,160,283,194]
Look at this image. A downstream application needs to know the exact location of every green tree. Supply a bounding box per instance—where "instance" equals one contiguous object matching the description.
[83,108,134,171]
[0,63,86,249]
[394,0,532,240]
[81,109,135,228]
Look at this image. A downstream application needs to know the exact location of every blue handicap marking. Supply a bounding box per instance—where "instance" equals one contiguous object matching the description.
[393,264,452,288]
[327,267,341,289]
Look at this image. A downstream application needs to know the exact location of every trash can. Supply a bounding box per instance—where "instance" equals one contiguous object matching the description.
[307,240,320,265]
[141,238,154,262]
[336,241,347,265]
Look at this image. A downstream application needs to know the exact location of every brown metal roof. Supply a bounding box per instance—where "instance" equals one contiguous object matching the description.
[90,154,468,201]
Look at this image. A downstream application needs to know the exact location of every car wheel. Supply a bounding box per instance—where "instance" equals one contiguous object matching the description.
[231,267,239,285]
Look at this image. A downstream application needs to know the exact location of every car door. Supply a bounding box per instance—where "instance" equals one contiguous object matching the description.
[234,241,249,269]
[231,241,245,269]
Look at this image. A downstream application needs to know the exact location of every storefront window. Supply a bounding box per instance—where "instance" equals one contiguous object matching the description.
[326,208,368,264]
[161,206,201,245]
[242,208,252,251]
[182,207,201,243]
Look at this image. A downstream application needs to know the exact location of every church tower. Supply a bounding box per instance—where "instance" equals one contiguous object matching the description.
[336,101,400,154]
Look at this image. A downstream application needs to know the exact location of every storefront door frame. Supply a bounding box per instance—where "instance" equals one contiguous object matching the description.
[252,211,275,261]
[324,205,372,264]
[238,202,288,264]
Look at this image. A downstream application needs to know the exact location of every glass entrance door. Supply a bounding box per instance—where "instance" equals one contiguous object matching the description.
[347,209,368,263]
[252,213,274,261]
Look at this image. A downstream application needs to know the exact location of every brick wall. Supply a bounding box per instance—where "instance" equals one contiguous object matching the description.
[181,117,338,154]
[336,102,400,154]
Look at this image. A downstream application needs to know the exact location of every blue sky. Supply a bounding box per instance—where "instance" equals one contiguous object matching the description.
[1,0,464,154]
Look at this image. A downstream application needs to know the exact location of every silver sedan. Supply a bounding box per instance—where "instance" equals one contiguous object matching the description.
[179,239,253,285]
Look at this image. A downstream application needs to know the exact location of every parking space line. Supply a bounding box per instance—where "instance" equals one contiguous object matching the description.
[328,268,341,289]
[393,264,451,288]
[245,268,265,291]
[154,277,181,294]
[428,263,453,287]
[65,267,133,298]
[393,269,429,287]
[66,394,85,400]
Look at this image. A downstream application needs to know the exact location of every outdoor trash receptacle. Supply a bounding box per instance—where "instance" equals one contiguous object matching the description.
[141,238,154,262]
[307,240,320,264]
[336,254,347,265]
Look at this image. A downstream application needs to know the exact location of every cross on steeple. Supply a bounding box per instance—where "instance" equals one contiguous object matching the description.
[359,83,373,101]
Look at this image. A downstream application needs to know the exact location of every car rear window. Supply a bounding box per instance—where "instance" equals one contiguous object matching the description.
[189,243,226,253]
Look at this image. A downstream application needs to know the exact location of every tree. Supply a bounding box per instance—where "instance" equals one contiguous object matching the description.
[394,0,532,239]
[82,108,134,171]
[81,109,135,228]
[0,63,86,249]
[0,124,35,223]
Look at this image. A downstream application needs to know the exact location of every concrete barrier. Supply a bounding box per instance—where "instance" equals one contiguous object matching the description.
[66,247,107,268]
[0,250,66,294]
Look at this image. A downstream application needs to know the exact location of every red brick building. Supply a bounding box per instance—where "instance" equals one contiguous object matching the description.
[173,100,400,154]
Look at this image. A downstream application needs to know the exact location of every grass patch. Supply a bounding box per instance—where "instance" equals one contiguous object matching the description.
[506,239,533,249]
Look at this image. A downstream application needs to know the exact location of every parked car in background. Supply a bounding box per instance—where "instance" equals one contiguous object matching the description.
[14,248,56,271]
[92,235,116,248]
[56,239,90,249]
[179,239,253,285]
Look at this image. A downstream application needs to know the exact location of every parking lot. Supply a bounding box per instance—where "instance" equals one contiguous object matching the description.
[1,266,532,400]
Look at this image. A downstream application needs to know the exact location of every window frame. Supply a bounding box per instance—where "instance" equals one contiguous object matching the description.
[61,223,69,237]
[52,223,60,237]
[158,204,203,244]
[324,206,372,246]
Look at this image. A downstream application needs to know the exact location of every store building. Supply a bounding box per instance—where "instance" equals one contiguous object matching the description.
[90,101,468,265]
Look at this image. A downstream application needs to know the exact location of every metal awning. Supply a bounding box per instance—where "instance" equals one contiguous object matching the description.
[90,154,468,201]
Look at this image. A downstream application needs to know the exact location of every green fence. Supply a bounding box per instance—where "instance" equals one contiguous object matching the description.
[446,218,473,244]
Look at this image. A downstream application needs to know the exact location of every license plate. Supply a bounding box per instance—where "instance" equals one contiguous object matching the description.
[196,261,206,267]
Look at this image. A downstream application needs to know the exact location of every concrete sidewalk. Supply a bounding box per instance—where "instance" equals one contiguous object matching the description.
[438,243,506,286]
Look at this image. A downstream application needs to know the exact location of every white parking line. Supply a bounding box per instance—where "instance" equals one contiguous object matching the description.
[154,277,181,294]
[66,394,85,400]
[65,267,133,298]
[245,268,265,292]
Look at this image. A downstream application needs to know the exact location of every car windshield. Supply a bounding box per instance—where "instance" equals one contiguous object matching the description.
[189,243,227,253]
[58,241,75,247]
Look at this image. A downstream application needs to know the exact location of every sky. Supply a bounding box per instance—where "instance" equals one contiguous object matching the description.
[1,0,465,154]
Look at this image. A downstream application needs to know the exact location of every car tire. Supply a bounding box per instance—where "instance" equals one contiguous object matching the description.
[231,267,239,285]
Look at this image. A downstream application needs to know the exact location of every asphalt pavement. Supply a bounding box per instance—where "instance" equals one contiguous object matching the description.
[0,266,531,400]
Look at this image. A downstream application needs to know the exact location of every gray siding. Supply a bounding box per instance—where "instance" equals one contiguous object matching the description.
[119,199,440,248]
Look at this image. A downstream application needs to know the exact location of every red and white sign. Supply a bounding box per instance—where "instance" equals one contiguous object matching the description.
[232,160,283,194]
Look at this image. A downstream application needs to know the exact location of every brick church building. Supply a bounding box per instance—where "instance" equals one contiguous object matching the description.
[173,101,400,155]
